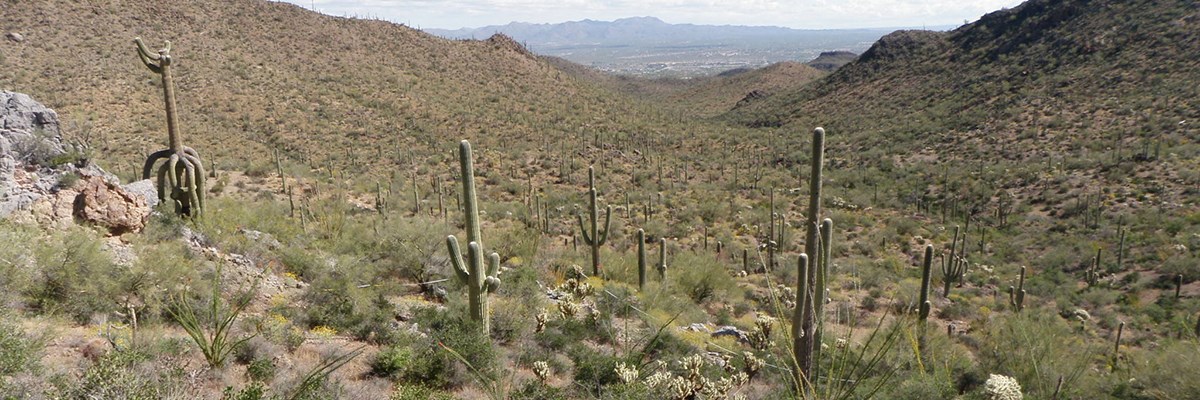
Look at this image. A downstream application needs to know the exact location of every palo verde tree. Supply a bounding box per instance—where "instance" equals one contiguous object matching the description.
[134,37,206,217]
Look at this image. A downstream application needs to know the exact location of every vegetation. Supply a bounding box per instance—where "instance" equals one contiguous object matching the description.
[0,0,1196,398]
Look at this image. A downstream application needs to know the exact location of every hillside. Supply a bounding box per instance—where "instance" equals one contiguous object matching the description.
[730,0,1199,212]
[0,0,663,183]
[805,50,858,71]
[665,62,828,117]
[0,0,1198,399]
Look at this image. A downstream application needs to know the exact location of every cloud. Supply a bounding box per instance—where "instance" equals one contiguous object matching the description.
[287,0,1024,29]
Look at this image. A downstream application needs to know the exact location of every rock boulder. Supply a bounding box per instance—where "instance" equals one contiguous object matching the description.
[72,172,150,235]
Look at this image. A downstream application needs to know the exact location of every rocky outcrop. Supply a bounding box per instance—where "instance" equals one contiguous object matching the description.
[1,91,72,218]
[0,91,156,234]
[73,172,150,235]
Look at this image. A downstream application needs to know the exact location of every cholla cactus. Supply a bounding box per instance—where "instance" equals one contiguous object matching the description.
[557,301,580,319]
[983,374,1023,400]
[535,311,547,333]
[748,314,776,350]
[644,370,672,388]
[615,362,639,384]
[743,352,764,380]
[532,361,550,383]
[680,354,705,379]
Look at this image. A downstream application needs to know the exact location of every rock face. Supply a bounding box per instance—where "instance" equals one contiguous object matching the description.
[73,172,150,235]
[0,91,70,217]
[0,91,156,234]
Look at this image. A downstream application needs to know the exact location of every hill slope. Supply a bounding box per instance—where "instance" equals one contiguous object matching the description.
[729,0,1200,209]
[0,0,658,180]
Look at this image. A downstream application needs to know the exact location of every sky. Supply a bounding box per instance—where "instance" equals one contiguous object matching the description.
[279,0,1026,30]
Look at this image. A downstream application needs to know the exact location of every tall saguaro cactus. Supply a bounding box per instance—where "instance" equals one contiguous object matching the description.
[576,166,613,276]
[446,140,501,334]
[1009,266,1026,312]
[637,229,647,290]
[135,38,206,217]
[919,244,934,322]
[794,127,826,385]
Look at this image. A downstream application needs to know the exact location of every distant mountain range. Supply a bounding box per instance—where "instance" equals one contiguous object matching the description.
[427,16,896,46]
[425,17,911,77]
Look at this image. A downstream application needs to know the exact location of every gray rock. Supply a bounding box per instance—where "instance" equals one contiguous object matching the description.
[121,179,159,208]
[711,326,750,343]
[5,32,21,43]
[0,91,67,218]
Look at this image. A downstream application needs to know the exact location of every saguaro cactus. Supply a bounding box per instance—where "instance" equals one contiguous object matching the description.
[658,237,668,280]
[637,229,647,290]
[794,127,826,384]
[445,140,501,334]
[942,226,966,297]
[135,38,206,217]
[919,244,934,321]
[1009,266,1026,312]
[576,166,613,276]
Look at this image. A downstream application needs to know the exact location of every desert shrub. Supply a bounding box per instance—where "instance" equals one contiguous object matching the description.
[0,315,42,379]
[58,349,189,399]
[391,384,455,400]
[569,347,626,393]
[400,306,497,389]
[29,228,121,323]
[975,310,1097,398]
[371,345,413,378]
[670,251,738,304]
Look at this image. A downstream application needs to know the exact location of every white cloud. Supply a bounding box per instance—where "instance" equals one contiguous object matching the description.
[286,0,1025,29]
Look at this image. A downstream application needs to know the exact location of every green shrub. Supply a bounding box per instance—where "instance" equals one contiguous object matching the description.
[391,384,454,400]
[29,228,121,323]
[371,345,412,378]
[0,316,42,377]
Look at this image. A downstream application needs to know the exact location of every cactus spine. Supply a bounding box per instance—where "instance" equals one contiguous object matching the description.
[135,37,205,217]
[794,127,826,384]
[576,166,613,276]
[637,229,647,290]
[445,140,501,334]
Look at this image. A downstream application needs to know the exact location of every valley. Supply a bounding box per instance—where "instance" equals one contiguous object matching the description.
[0,0,1197,399]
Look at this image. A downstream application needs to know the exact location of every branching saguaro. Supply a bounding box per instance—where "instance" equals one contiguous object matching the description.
[135,38,206,217]
[446,140,501,334]
[793,127,828,386]
[576,166,613,276]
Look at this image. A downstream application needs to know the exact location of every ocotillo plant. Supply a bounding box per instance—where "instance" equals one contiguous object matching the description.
[1009,266,1026,312]
[445,140,501,334]
[794,127,826,384]
[135,37,206,217]
[637,229,647,290]
[576,166,613,276]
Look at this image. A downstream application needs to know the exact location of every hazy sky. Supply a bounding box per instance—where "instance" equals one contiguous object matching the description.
[280,0,1026,30]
